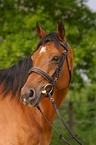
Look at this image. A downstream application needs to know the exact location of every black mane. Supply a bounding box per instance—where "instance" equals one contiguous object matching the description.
[0,56,33,98]
[36,32,61,50]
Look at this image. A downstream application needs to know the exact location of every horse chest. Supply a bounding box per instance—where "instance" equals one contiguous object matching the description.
[0,97,42,145]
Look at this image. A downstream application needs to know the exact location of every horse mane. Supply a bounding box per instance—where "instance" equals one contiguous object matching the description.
[0,56,33,98]
[36,32,61,50]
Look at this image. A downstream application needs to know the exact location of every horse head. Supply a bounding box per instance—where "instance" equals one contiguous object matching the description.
[21,20,73,107]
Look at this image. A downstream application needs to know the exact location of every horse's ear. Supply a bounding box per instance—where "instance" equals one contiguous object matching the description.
[57,20,65,41]
[36,22,47,39]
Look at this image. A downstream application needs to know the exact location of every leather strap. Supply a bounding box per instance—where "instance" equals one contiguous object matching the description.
[29,67,54,84]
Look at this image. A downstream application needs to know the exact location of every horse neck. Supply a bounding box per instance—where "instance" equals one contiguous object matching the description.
[54,87,69,108]
[40,87,69,124]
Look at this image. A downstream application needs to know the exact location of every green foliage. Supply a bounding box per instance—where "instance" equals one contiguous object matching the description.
[0,0,96,88]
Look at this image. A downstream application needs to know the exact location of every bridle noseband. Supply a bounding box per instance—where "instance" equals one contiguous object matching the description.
[28,41,72,94]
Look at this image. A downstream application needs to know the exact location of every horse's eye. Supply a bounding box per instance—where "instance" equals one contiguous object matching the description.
[52,56,60,63]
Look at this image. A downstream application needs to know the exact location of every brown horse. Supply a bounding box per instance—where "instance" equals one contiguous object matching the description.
[0,21,73,145]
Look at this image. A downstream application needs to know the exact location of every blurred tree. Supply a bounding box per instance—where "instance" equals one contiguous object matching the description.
[0,0,96,90]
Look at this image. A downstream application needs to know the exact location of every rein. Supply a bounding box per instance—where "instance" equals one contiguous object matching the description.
[37,105,71,145]
[28,41,83,145]
[37,92,83,145]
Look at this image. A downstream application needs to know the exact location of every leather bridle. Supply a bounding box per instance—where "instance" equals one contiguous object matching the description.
[28,41,72,94]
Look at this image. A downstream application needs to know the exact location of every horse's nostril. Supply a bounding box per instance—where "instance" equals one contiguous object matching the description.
[29,89,35,99]
[29,90,34,97]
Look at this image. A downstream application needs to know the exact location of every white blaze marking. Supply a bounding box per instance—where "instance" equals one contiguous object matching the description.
[39,46,46,54]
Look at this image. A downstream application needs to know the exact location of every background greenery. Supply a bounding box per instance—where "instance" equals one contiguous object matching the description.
[0,0,96,144]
